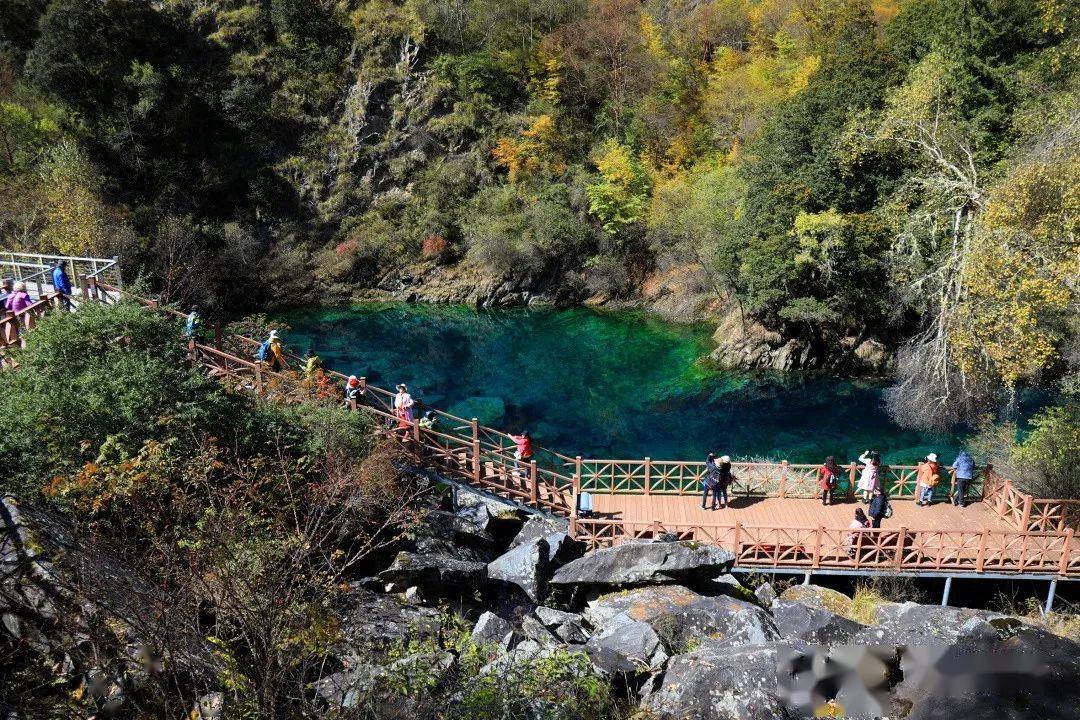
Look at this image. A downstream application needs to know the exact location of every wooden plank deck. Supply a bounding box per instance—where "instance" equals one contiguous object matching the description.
[592,493,1015,533]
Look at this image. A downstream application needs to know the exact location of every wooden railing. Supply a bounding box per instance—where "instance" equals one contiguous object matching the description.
[570,518,1078,576]
[572,458,984,503]
[6,275,1076,576]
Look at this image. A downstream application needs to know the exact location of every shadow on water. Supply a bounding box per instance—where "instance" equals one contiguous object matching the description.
[278,303,1043,465]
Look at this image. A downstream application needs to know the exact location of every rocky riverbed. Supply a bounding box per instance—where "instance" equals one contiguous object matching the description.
[4,490,1077,719]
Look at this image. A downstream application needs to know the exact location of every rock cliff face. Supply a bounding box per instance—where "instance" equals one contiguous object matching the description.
[10,488,1069,719]
[708,304,894,373]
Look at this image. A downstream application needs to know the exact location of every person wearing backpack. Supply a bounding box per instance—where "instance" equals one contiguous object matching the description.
[868,482,890,528]
[817,456,841,506]
[915,453,940,506]
[343,375,364,411]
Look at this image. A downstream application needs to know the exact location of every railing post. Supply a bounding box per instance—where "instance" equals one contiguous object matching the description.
[254,362,264,395]
[894,526,907,568]
[949,466,957,501]
[472,440,481,482]
[575,455,583,490]
[848,463,857,501]
[779,460,788,499]
[529,460,539,505]
[983,463,993,503]
[976,529,989,573]
[1060,528,1074,576]
[643,457,651,496]
[214,323,223,351]
[470,417,478,444]
[732,521,742,556]
[1021,495,1034,531]
[812,525,823,569]
[998,479,1009,517]
[79,275,89,301]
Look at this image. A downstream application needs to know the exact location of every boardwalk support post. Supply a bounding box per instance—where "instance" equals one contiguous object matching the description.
[941,576,952,607]
[1045,579,1058,615]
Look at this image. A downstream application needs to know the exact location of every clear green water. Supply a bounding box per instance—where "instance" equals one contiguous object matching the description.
[280,303,975,464]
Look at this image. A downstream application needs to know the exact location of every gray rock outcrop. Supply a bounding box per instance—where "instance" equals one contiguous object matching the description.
[550,541,735,592]
[584,617,668,675]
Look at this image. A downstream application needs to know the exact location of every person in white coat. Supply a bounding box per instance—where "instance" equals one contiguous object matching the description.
[856,450,880,502]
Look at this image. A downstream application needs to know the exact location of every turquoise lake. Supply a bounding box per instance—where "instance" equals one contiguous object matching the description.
[280,304,981,464]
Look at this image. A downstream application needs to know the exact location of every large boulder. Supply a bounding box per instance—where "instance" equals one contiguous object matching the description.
[509,516,568,549]
[550,541,735,593]
[778,584,853,616]
[642,640,806,720]
[584,617,668,675]
[487,537,551,602]
[851,602,1009,646]
[772,599,866,645]
[470,611,513,647]
[534,606,589,644]
[378,551,486,594]
[893,624,1080,720]
[338,585,444,651]
[410,509,498,563]
[585,585,779,652]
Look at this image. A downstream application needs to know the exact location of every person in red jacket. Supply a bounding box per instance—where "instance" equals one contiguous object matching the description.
[817,456,841,506]
[509,431,533,476]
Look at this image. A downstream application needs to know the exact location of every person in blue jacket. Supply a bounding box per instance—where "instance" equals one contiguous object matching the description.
[51,260,73,310]
[952,450,976,507]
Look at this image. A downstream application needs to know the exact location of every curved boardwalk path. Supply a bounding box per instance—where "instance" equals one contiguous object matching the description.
[3,255,1077,582]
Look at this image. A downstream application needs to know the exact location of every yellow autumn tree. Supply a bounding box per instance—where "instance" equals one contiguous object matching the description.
[492,114,564,183]
[35,141,112,255]
[951,152,1079,388]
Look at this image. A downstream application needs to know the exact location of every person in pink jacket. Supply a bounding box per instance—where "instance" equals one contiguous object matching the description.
[4,282,32,314]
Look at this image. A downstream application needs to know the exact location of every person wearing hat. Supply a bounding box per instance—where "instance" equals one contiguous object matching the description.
[267,330,286,371]
[915,453,941,506]
[715,455,734,509]
[343,375,364,411]
[393,383,414,422]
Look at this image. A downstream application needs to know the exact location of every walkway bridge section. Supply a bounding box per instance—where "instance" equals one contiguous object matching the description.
[1,252,121,354]
[3,254,1078,584]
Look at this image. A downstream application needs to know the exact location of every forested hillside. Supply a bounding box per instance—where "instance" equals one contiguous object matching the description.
[1,0,1077,429]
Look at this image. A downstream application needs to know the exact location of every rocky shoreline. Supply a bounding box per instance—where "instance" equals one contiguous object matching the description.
[5,489,1077,719]
[342,260,895,375]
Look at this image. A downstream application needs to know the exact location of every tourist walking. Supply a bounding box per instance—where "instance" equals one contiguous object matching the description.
[847,508,871,557]
[394,383,415,422]
[868,482,889,528]
[817,456,841,506]
[267,331,287,371]
[952,450,975,507]
[303,349,321,377]
[915,453,940,506]
[343,375,364,411]
[856,450,880,502]
[4,281,32,316]
[509,431,534,476]
[51,260,73,311]
[702,453,722,510]
[184,306,200,338]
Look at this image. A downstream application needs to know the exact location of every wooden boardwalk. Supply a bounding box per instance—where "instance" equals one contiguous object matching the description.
[592,493,1016,533]
[5,254,1077,579]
